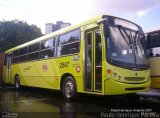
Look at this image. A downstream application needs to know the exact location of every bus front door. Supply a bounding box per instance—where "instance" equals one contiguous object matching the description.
[6,54,12,84]
[85,29,102,92]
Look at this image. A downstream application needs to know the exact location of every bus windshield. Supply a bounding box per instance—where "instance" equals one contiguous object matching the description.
[105,17,149,70]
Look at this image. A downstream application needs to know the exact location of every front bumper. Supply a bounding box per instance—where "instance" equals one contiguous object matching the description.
[104,79,151,95]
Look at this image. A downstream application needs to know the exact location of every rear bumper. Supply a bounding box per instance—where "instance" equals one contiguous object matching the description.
[104,79,151,95]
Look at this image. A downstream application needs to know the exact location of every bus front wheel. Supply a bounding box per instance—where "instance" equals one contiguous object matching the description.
[15,75,20,89]
[62,76,77,100]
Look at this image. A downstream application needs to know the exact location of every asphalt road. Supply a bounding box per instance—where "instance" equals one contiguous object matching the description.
[0,87,160,118]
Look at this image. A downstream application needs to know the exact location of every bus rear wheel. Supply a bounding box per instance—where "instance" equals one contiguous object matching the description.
[15,75,20,89]
[62,76,77,100]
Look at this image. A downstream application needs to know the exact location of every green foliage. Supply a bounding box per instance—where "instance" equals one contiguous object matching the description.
[0,20,43,52]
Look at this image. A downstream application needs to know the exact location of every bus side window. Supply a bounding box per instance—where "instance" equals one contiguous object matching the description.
[29,43,40,53]
[28,43,40,61]
[40,38,55,59]
[57,29,80,57]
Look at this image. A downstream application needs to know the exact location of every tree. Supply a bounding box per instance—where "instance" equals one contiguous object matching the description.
[0,20,43,52]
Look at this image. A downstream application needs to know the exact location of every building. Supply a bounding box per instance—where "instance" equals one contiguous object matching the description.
[45,21,71,34]
[45,23,54,35]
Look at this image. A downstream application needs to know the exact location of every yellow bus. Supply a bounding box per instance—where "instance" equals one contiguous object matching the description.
[145,27,160,88]
[3,15,150,99]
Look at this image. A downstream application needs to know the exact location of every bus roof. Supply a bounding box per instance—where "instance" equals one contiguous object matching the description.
[5,14,140,54]
[145,26,160,34]
[5,15,104,54]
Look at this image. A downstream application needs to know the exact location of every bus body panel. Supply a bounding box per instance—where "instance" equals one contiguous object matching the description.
[3,15,150,97]
[149,57,160,76]
[150,77,160,88]
[7,55,83,90]
[149,57,160,88]
[146,28,160,89]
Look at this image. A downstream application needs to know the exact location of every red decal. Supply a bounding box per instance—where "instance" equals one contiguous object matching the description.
[43,64,48,71]
[76,66,80,72]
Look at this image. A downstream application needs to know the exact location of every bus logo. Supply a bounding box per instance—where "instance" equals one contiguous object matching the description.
[135,73,138,76]
[42,64,48,71]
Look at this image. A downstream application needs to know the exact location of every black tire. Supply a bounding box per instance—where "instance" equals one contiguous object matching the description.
[62,76,77,100]
[15,75,20,89]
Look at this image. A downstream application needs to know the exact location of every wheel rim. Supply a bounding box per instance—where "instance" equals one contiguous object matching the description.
[16,82,19,88]
[64,81,74,98]
[15,78,19,88]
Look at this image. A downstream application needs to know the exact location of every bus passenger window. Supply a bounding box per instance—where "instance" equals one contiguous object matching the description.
[28,52,39,61]
[40,49,54,59]
[40,38,55,59]
[41,39,54,50]
[13,50,19,57]
[29,43,40,53]
[57,29,80,56]
[19,47,28,55]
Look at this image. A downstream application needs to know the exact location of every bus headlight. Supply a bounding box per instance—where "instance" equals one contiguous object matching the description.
[112,73,121,80]
[112,73,117,77]
[118,76,121,80]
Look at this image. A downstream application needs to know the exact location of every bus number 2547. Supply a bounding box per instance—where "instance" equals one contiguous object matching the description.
[60,62,69,68]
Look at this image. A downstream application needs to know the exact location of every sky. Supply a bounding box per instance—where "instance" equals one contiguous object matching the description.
[0,0,160,34]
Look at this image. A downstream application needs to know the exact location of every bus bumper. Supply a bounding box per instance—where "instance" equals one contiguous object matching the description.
[104,79,151,95]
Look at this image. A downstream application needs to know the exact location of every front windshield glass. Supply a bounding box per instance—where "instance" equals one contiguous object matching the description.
[135,34,149,68]
[106,26,135,67]
[105,17,149,70]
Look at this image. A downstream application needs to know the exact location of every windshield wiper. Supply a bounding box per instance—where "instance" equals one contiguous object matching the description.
[117,25,132,45]
[117,25,135,54]
[133,31,141,45]
[117,25,140,69]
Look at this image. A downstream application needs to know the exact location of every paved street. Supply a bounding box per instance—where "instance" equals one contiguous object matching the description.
[0,87,160,118]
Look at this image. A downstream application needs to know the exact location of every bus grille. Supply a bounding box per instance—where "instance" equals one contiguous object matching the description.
[124,77,145,81]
